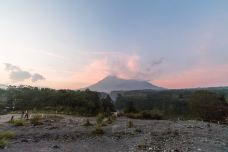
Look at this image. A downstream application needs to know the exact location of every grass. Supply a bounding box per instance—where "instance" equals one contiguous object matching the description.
[30,115,43,126]
[0,131,16,149]
[10,119,26,126]
[0,139,8,148]
[0,131,16,140]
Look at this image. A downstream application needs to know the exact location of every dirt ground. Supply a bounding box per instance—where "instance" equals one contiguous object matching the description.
[0,114,227,152]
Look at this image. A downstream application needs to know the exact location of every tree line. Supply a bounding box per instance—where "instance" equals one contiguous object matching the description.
[0,86,115,116]
[115,89,228,121]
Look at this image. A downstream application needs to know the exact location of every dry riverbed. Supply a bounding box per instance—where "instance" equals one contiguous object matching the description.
[0,114,227,152]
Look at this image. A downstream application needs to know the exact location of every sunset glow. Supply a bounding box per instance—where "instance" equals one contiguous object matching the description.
[0,0,228,89]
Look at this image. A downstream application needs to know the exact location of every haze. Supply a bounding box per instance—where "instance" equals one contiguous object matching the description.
[0,0,228,89]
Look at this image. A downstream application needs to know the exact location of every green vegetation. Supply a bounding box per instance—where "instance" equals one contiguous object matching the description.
[30,115,43,126]
[10,119,26,126]
[0,131,16,148]
[190,91,228,121]
[125,110,164,120]
[127,120,133,128]
[92,127,104,135]
[96,113,105,126]
[0,139,8,148]
[0,131,16,139]
[116,89,228,121]
[0,86,115,116]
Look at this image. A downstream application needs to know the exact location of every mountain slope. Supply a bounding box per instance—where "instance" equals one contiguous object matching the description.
[87,75,164,93]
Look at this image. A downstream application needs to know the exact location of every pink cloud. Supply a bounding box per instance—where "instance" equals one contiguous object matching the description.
[126,55,139,72]
[153,64,228,89]
[70,53,162,88]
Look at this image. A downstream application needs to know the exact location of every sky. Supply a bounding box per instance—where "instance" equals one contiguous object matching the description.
[0,0,228,89]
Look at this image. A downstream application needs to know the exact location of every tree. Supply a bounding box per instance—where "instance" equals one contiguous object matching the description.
[124,101,137,113]
[190,91,227,121]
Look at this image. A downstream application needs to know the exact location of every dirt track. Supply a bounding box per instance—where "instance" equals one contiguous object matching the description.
[0,114,227,152]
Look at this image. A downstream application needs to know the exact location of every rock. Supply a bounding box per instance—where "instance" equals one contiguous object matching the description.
[52,145,60,149]
[21,139,29,143]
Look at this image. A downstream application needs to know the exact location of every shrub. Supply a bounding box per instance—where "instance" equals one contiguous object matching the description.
[30,115,43,125]
[0,131,16,139]
[127,120,133,128]
[92,127,104,135]
[125,110,163,120]
[190,91,227,121]
[96,113,105,126]
[0,131,16,149]
[10,119,25,126]
[150,109,164,120]
[0,139,8,148]
[125,113,141,119]
[124,101,137,113]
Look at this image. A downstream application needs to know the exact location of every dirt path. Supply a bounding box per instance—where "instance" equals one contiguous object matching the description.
[0,114,21,124]
[0,114,227,152]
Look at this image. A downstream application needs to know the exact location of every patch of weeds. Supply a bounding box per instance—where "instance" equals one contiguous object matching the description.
[0,131,16,149]
[30,115,43,126]
[83,119,93,127]
[46,115,64,120]
[0,139,8,148]
[96,113,105,126]
[10,119,25,126]
[107,116,116,124]
[92,127,104,135]
[127,120,133,128]
[0,131,16,140]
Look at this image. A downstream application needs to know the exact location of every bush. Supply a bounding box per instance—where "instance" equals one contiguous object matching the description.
[30,115,43,125]
[190,91,227,121]
[125,113,141,119]
[0,139,8,148]
[124,101,137,113]
[124,110,163,120]
[127,120,133,128]
[150,109,164,120]
[10,119,25,126]
[0,131,16,149]
[92,127,104,135]
[0,131,16,140]
[96,113,105,126]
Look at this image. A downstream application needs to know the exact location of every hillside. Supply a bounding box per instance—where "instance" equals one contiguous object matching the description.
[86,75,164,93]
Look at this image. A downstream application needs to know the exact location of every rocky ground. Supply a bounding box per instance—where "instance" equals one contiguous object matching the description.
[0,114,227,152]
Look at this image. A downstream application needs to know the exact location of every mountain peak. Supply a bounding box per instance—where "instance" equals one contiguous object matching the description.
[87,75,164,93]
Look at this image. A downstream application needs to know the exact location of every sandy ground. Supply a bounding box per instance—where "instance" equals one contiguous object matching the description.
[0,114,227,152]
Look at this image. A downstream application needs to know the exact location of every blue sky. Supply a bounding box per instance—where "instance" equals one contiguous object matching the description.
[0,0,228,89]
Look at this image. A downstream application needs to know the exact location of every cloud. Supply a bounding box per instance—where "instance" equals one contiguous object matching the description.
[72,53,164,84]
[5,63,21,71]
[10,70,32,81]
[4,63,45,82]
[31,73,45,82]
